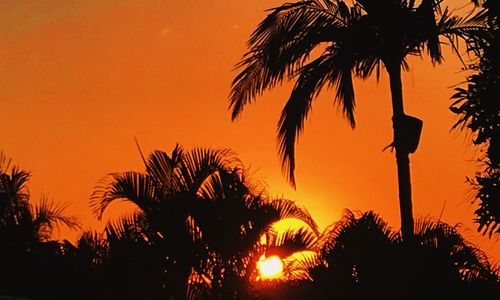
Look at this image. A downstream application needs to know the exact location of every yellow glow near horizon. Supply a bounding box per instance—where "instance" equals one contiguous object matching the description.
[257,255,284,279]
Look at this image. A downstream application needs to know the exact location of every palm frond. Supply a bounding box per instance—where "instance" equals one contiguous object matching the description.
[266,198,319,235]
[0,166,31,205]
[328,47,356,124]
[32,197,80,240]
[436,7,488,62]
[144,147,183,195]
[197,167,248,203]
[414,217,496,282]
[0,151,12,174]
[266,227,319,258]
[320,210,398,253]
[277,50,356,186]
[283,251,321,280]
[0,163,31,221]
[90,172,157,219]
[277,55,332,186]
[105,213,146,243]
[180,147,239,194]
[230,0,342,119]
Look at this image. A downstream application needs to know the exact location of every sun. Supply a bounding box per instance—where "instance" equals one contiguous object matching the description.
[257,255,284,279]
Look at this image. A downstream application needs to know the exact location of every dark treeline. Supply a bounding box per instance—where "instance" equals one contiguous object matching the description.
[0,148,498,300]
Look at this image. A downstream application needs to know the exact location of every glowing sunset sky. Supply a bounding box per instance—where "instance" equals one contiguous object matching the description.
[0,0,498,260]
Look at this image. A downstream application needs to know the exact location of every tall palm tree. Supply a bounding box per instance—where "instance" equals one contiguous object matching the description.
[229,0,484,239]
[91,144,320,299]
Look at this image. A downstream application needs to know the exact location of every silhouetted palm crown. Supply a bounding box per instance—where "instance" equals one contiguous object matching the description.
[91,145,319,299]
[0,153,79,299]
[305,211,499,299]
[0,153,78,246]
[230,0,481,185]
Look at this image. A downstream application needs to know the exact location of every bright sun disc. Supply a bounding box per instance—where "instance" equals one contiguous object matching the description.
[257,255,283,279]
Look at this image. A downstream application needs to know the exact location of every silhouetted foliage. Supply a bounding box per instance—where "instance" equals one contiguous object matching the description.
[90,144,319,299]
[0,150,498,299]
[229,0,485,241]
[269,210,500,300]
[0,153,79,299]
[451,0,500,237]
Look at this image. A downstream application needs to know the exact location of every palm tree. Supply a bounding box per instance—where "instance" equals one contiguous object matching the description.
[229,0,484,240]
[304,210,499,299]
[91,144,320,299]
[91,145,237,299]
[0,152,79,299]
[0,153,79,244]
[0,152,79,245]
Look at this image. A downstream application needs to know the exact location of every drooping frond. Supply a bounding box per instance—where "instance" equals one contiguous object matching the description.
[277,55,332,186]
[266,198,319,235]
[277,50,356,186]
[266,227,319,258]
[230,0,344,119]
[91,172,157,219]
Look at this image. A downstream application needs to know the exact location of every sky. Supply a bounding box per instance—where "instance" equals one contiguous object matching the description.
[0,0,498,261]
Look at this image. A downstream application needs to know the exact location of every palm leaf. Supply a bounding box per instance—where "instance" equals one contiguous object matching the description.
[414,218,496,282]
[144,147,183,195]
[91,172,157,219]
[179,147,239,195]
[230,0,343,119]
[266,198,319,235]
[266,227,319,258]
[277,51,356,186]
[31,197,80,241]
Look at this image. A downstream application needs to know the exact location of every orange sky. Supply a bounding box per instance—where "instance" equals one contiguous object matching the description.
[0,0,498,261]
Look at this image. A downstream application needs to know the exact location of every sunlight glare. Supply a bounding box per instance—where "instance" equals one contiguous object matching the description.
[257,255,284,279]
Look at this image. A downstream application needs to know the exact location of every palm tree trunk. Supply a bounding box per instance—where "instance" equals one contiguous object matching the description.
[386,62,415,240]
